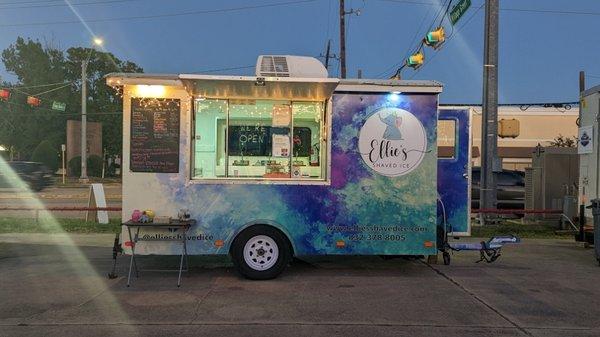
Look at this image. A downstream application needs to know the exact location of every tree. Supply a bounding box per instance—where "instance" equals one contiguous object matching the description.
[549,134,577,148]
[64,47,142,155]
[31,140,59,171]
[1,37,70,158]
[0,37,143,160]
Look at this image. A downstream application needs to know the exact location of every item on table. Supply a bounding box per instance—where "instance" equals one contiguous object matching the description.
[178,208,190,220]
[139,213,151,223]
[144,209,155,219]
[154,216,171,223]
[131,209,142,222]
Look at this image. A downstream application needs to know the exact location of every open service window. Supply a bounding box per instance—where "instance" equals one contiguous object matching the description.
[192,98,327,181]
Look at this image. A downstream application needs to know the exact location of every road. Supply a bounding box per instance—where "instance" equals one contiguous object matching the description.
[0,234,599,336]
[0,184,122,219]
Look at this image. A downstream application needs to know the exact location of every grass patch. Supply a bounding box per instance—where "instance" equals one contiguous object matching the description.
[0,217,121,234]
[471,221,575,239]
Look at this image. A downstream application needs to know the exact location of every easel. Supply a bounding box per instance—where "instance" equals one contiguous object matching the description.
[86,183,109,224]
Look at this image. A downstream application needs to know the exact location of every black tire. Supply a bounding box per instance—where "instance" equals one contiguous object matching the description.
[231,225,291,280]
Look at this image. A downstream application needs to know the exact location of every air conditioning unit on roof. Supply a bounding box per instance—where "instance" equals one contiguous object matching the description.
[256,55,328,78]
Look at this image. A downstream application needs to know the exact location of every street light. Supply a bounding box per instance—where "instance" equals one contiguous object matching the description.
[79,37,104,183]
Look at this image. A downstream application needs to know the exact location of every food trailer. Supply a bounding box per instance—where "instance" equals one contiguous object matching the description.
[106,56,471,279]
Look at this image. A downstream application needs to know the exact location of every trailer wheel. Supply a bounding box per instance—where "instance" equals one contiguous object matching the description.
[231,225,291,280]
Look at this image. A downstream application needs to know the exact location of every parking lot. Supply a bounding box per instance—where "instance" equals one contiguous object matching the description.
[0,234,598,337]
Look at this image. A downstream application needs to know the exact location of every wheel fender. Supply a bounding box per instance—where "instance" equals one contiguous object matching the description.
[227,220,296,256]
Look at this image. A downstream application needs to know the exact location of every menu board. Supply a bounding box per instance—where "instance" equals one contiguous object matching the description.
[130,98,180,173]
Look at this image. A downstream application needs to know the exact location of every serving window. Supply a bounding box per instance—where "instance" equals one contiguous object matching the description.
[193,98,327,181]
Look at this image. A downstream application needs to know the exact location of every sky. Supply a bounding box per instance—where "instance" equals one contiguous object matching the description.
[0,0,599,104]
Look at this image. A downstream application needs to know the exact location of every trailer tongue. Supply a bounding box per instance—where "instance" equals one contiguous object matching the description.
[439,235,521,265]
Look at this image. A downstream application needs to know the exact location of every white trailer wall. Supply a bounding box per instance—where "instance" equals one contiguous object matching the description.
[578,86,600,220]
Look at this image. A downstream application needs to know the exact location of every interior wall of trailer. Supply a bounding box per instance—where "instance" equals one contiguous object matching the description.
[193,99,325,180]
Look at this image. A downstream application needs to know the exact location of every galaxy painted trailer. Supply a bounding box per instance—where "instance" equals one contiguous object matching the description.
[106,73,471,279]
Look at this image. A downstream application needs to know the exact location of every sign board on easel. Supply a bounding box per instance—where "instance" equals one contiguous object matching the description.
[86,183,109,224]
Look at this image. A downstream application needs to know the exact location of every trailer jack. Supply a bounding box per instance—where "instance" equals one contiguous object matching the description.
[108,233,122,279]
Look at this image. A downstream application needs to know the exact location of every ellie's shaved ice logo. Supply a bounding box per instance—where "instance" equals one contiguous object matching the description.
[358,107,427,177]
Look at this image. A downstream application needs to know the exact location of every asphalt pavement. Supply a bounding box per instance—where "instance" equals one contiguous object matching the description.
[0,234,599,337]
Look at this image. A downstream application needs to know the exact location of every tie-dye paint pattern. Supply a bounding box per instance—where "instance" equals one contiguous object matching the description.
[125,92,440,256]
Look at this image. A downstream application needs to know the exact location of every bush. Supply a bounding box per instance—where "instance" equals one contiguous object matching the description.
[68,156,81,177]
[68,155,104,177]
[87,155,103,177]
[31,140,59,172]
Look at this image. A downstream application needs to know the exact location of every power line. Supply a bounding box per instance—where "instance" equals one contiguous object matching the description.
[0,0,143,10]
[425,0,450,34]
[381,0,453,78]
[0,0,317,27]
[409,1,484,79]
[324,0,333,45]
[1,81,74,90]
[0,100,122,116]
[0,0,65,5]
[5,83,74,101]
[375,0,439,6]
[501,7,600,17]
[373,1,434,78]
[377,0,600,17]
[191,65,255,74]
[31,83,73,96]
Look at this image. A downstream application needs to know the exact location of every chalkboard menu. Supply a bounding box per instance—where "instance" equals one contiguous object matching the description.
[130,98,180,173]
[228,126,311,156]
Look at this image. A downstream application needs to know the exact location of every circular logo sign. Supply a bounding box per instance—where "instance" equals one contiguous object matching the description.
[358,107,428,177]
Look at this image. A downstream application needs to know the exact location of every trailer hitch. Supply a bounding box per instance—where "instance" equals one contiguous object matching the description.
[440,235,521,265]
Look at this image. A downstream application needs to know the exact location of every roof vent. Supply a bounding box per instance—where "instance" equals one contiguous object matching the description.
[256,55,328,78]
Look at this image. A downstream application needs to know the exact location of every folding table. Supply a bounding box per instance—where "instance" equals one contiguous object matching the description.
[123,219,196,287]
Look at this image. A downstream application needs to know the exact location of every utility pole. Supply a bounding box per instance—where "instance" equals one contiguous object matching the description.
[339,0,347,78]
[325,39,331,70]
[80,59,89,183]
[480,0,499,222]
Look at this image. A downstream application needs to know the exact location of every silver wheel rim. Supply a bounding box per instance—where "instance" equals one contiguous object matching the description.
[243,235,279,271]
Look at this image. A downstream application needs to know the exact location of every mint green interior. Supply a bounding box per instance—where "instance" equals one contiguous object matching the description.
[193,99,326,180]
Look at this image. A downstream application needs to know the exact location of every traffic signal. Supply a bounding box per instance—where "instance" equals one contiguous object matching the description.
[27,96,41,107]
[406,51,424,69]
[424,27,446,49]
[0,89,10,101]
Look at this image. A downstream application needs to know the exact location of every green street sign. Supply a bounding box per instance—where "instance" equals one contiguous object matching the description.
[52,101,66,111]
[450,0,471,25]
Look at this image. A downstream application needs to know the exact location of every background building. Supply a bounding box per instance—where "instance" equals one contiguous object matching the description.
[66,120,103,175]
[440,104,579,171]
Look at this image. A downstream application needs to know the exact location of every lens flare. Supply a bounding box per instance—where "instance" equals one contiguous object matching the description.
[0,157,135,331]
